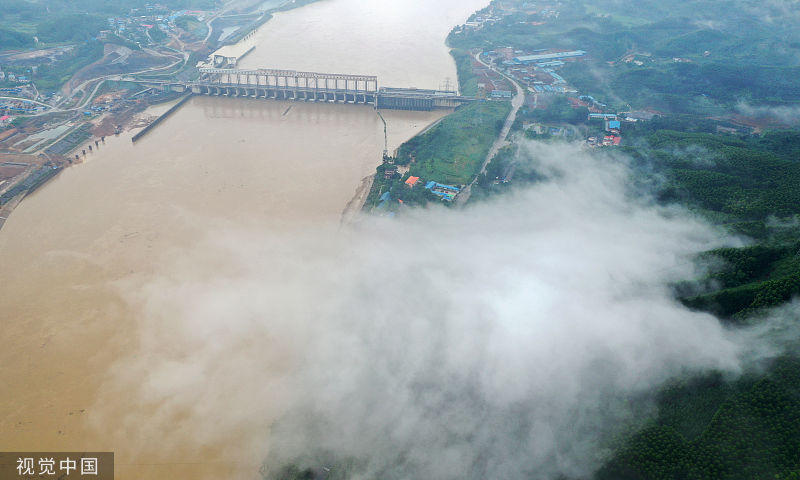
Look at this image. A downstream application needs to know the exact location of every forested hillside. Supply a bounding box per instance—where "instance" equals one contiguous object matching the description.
[442,1,800,478]
[449,0,800,114]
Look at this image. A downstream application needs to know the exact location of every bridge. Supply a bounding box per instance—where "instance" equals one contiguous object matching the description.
[194,67,380,105]
[133,66,477,111]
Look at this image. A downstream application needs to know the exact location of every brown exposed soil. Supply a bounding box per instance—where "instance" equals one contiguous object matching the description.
[63,45,174,95]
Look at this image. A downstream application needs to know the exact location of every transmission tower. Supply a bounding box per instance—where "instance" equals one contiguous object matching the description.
[439,77,455,93]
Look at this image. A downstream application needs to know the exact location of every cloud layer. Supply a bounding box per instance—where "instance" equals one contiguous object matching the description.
[737,102,800,126]
[99,142,757,479]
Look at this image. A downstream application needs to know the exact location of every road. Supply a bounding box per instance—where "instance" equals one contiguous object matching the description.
[4,46,187,155]
[59,51,185,111]
[5,0,238,153]
[455,51,525,206]
[10,0,237,117]
[0,96,54,109]
[1,47,186,119]
[203,0,244,44]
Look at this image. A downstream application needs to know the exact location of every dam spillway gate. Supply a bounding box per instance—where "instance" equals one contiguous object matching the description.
[182,67,476,111]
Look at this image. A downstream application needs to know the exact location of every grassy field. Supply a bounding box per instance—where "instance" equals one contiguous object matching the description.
[175,15,209,40]
[450,48,479,97]
[400,101,511,185]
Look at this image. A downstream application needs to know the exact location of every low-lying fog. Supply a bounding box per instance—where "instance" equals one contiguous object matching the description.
[96,142,794,479]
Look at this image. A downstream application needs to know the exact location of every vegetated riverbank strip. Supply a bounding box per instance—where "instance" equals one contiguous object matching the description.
[131,94,193,143]
[342,109,442,224]
[454,50,525,206]
[358,40,515,214]
[360,101,511,213]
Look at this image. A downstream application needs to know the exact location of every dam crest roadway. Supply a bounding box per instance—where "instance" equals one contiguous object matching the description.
[129,60,477,111]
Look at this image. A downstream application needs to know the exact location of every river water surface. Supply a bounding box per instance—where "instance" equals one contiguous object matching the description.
[0,0,487,478]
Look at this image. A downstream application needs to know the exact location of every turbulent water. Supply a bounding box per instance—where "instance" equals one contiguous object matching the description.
[0,1,487,478]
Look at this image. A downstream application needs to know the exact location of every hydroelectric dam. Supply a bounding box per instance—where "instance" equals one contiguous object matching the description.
[131,58,477,111]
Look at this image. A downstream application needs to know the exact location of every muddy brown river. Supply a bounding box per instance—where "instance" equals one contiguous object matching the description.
[0,0,487,478]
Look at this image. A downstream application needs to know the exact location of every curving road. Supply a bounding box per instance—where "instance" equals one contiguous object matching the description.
[455,50,525,206]
[59,51,185,111]
[0,96,54,109]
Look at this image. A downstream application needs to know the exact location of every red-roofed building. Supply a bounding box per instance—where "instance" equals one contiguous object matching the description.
[567,97,589,109]
[405,176,420,187]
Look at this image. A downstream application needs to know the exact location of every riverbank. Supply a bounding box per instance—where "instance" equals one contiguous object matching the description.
[212,0,323,54]
[341,174,374,225]
[358,39,516,214]
[0,91,184,231]
[361,100,511,212]
[131,93,192,142]
[0,1,492,479]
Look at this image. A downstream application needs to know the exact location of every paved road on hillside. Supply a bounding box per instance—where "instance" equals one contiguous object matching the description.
[0,96,54,109]
[455,51,525,206]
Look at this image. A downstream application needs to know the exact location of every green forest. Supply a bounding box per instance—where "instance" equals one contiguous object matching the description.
[597,358,800,480]
[448,0,800,114]
[36,14,108,43]
[0,27,34,48]
[595,128,800,480]
[3,0,799,477]
[295,0,800,475]
[364,118,800,480]
[439,2,800,478]
[0,0,218,51]
[33,41,104,91]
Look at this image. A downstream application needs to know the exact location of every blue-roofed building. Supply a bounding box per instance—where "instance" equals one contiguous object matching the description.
[490,90,513,99]
[548,72,566,84]
[514,50,586,64]
[589,113,618,120]
[425,181,460,201]
[536,60,565,68]
[377,191,392,209]
[608,120,621,130]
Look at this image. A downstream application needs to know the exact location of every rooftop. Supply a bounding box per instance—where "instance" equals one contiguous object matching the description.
[514,51,586,63]
[405,176,420,187]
